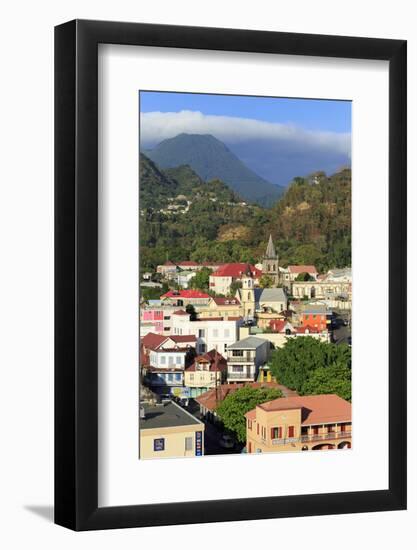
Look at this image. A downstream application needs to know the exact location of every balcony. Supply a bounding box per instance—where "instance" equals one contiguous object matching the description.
[301,431,352,443]
[227,356,253,363]
[227,372,255,380]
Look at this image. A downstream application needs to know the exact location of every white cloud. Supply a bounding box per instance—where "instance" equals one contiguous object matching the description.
[140,110,351,158]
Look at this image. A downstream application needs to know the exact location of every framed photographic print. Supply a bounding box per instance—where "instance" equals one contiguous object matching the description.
[55,20,407,531]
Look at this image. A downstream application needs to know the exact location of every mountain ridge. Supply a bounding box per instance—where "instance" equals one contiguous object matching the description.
[144,133,284,207]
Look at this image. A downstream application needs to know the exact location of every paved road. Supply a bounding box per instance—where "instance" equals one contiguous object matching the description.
[331,312,352,345]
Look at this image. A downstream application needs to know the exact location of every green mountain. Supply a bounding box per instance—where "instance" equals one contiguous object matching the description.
[139,152,351,275]
[144,133,284,207]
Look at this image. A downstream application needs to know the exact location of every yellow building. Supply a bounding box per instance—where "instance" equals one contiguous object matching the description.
[140,401,204,459]
[245,394,351,453]
[196,296,243,319]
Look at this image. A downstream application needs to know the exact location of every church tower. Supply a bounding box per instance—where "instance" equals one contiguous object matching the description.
[262,234,280,286]
[241,276,255,319]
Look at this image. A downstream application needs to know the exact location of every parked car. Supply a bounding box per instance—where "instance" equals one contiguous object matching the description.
[219,434,235,449]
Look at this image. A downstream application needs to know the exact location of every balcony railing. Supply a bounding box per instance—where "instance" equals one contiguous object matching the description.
[269,431,352,446]
[227,372,255,380]
[301,431,352,443]
[227,356,254,363]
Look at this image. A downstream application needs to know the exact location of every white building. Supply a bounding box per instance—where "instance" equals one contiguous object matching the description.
[226,336,270,383]
[171,311,242,355]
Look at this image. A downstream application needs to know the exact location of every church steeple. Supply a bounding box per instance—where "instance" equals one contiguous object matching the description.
[265,234,277,259]
[262,234,280,286]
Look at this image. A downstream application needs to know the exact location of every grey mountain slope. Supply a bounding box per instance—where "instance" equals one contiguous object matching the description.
[144,133,284,206]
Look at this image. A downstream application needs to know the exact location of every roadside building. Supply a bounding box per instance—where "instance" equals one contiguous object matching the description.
[209,263,262,296]
[226,336,270,383]
[239,322,330,348]
[139,401,205,459]
[171,311,242,355]
[291,280,351,304]
[175,270,196,289]
[184,349,227,397]
[285,265,318,283]
[197,296,243,319]
[245,394,352,453]
[298,304,331,331]
[236,280,287,320]
[156,260,178,277]
[160,289,211,308]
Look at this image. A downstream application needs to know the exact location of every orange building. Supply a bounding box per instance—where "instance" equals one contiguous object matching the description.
[245,394,351,453]
[300,305,330,331]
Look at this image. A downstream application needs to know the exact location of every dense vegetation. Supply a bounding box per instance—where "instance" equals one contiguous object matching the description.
[216,386,283,443]
[268,337,352,401]
[140,153,351,274]
[145,133,284,206]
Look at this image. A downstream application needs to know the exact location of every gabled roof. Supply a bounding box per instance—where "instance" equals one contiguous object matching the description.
[140,332,167,349]
[245,394,351,425]
[288,265,317,274]
[254,287,286,303]
[211,263,262,278]
[177,261,200,267]
[227,336,267,350]
[170,334,197,343]
[172,310,189,316]
[186,349,227,372]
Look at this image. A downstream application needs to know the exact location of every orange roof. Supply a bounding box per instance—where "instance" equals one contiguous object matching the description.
[196,382,297,412]
[212,297,241,306]
[245,394,351,425]
[288,265,317,274]
[170,334,197,343]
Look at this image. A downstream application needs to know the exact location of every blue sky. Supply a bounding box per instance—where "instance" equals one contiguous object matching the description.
[140,91,351,186]
[140,91,351,133]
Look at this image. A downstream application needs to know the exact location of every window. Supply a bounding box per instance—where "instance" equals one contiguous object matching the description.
[313,426,319,435]
[288,426,295,438]
[224,329,230,338]
[175,373,181,381]
[185,437,193,451]
[224,344,228,352]
[168,356,174,365]
[233,365,243,372]
[164,316,170,320]
[160,356,166,364]
[153,438,165,451]
[190,374,194,381]
[248,420,252,430]
[167,373,174,382]
[176,356,181,364]
[271,427,282,439]
[257,423,259,435]
[198,329,205,338]
[232,350,244,357]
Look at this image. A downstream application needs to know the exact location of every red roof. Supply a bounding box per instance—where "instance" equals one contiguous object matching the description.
[177,261,200,267]
[161,290,210,299]
[269,319,292,333]
[212,297,240,306]
[196,382,295,412]
[172,310,189,316]
[163,260,176,266]
[288,265,317,274]
[170,334,197,343]
[211,263,262,278]
[140,332,167,349]
[246,394,351,425]
[186,349,227,372]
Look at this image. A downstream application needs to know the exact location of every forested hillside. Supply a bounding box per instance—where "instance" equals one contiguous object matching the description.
[139,153,351,273]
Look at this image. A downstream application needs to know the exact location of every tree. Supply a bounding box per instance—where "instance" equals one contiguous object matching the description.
[216,386,283,443]
[185,304,197,321]
[229,280,242,296]
[189,267,212,291]
[295,272,314,282]
[268,337,351,400]
[259,274,274,288]
[302,362,351,401]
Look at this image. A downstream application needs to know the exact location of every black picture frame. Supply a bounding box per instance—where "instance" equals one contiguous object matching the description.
[55,19,407,531]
